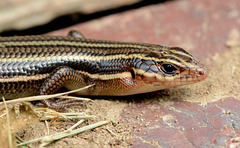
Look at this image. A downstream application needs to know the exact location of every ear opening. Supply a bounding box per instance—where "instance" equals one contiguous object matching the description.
[130,69,136,79]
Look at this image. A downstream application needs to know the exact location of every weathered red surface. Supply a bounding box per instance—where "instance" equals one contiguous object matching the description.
[48,0,240,147]
[121,97,240,147]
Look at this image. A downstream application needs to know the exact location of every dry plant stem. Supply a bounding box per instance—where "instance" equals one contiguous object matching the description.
[67,119,85,131]
[40,115,95,121]
[57,95,92,101]
[17,120,109,147]
[37,110,96,121]
[106,128,117,137]
[34,108,96,122]
[34,108,68,120]
[61,112,88,116]
[41,120,110,147]
[16,135,32,148]
[63,115,96,120]
[0,84,95,105]
[2,97,13,148]
[45,121,50,135]
[0,112,6,117]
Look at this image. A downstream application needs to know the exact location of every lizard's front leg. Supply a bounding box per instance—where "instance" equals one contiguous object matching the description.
[40,66,90,110]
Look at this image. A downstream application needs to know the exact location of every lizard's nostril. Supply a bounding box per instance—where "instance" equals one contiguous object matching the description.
[198,70,204,76]
[196,67,208,78]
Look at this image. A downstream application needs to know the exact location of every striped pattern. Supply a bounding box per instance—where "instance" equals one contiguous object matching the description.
[0,35,208,98]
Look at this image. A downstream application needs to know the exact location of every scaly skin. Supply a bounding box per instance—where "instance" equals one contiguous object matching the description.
[0,31,208,109]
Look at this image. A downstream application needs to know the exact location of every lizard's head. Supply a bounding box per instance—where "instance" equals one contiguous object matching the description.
[133,46,208,89]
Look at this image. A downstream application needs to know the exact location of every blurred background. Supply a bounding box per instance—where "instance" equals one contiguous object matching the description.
[0,0,160,35]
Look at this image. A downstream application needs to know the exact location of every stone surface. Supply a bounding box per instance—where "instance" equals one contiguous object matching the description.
[121,97,240,147]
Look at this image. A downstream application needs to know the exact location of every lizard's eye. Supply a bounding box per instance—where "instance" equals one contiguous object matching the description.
[161,64,177,74]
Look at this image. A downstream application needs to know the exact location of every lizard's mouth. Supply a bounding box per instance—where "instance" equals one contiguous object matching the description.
[174,65,209,85]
